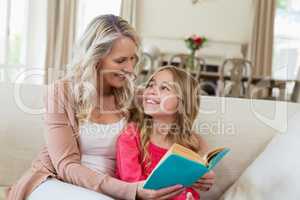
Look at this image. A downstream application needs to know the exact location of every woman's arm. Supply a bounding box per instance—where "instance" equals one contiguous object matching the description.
[116,123,146,182]
[44,81,138,200]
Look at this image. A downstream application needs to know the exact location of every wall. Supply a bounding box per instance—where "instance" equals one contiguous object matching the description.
[136,0,255,65]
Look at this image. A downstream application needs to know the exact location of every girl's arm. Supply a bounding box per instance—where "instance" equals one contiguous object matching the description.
[116,123,146,182]
[192,132,215,191]
[44,81,138,200]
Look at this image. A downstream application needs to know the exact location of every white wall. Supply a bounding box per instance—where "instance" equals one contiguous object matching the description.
[136,0,255,65]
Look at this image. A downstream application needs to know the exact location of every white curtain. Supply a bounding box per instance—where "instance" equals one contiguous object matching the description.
[250,0,276,77]
[44,0,77,84]
[120,0,137,27]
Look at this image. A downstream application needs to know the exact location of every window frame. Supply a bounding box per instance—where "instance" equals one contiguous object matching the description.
[273,0,300,80]
[0,0,10,64]
[0,0,30,68]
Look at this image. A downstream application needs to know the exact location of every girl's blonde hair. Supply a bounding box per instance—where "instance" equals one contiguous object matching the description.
[138,66,202,165]
[64,14,140,124]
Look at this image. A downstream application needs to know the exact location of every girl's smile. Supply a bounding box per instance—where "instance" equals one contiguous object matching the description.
[143,69,179,116]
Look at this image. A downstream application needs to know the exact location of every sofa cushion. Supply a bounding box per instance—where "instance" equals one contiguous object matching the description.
[194,97,300,199]
[0,83,45,186]
[221,110,300,200]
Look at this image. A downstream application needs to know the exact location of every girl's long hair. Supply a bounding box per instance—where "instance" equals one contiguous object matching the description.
[137,66,202,165]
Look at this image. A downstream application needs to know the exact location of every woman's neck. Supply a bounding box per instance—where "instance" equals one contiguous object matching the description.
[97,76,113,97]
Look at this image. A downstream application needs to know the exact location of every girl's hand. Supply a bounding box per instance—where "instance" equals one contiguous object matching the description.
[136,182,185,200]
[186,192,195,200]
[192,171,215,191]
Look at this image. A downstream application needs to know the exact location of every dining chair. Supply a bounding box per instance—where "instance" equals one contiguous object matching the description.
[218,58,253,98]
[168,53,206,74]
[168,53,186,68]
[135,52,156,84]
[291,66,300,103]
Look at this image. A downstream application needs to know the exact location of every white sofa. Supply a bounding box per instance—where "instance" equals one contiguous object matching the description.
[1,82,300,200]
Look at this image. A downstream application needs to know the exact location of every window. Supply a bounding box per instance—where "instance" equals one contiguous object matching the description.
[76,0,122,40]
[273,0,300,80]
[0,0,47,84]
[0,0,120,82]
[0,0,47,67]
[0,0,28,65]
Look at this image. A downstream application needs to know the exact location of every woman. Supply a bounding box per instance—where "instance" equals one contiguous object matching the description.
[5,15,214,200]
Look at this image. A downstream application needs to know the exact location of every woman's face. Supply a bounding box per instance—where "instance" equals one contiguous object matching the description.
[99,36,138,88]
[143,70,179,117]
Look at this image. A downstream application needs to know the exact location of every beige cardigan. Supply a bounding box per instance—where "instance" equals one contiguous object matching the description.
[5,80,138,200]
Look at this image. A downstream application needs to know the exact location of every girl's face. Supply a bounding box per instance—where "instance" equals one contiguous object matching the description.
[143,70,179,117]
[99,36,138,88]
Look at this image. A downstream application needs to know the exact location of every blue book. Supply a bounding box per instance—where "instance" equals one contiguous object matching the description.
[143,143,230,190]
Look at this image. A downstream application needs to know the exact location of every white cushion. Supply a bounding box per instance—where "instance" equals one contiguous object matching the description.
[195,97,300,199]
[0,83,45,186]
[221,111,300,200]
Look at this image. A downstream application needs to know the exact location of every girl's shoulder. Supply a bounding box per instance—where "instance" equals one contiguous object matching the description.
[123,122,140,134]
[118,122,141,143]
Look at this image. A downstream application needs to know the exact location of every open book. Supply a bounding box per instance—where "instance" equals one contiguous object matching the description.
[143,143,230,190]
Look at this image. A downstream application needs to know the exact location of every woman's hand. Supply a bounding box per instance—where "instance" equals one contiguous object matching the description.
[136,182,185,200]
[192,171,215,191]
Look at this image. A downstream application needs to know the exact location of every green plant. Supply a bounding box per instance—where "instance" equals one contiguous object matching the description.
[277,0,287,9]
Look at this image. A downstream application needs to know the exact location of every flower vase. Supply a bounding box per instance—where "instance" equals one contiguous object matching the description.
[186,50,196,72]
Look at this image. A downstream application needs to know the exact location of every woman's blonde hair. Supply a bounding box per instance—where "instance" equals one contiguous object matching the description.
[64,14,140,124]
[138,65,202,165]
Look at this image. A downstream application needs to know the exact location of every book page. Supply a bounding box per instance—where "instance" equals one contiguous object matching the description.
[206,147,227,164]
[171,144,206,164]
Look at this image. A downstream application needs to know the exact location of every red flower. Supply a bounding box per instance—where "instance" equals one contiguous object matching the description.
[184,34,207,51]
[193,37,203,46]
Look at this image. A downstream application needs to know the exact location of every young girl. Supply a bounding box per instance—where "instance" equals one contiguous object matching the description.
[116,66,211,200]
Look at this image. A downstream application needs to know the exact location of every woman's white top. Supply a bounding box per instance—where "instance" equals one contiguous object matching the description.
[78,118,126,176]
[26,119,125,200]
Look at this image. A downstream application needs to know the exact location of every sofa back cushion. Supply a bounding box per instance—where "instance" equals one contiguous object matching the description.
[0,83,45,186]
[195,97,300,199]
[1,82,300,200]
[221,111,300,200]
